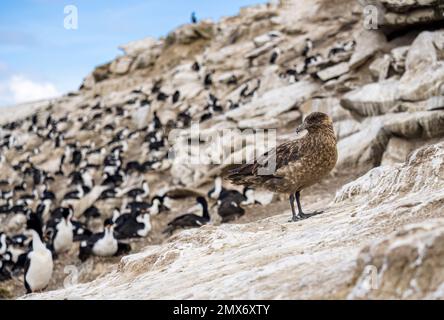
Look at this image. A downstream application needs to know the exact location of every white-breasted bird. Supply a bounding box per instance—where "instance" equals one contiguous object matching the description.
[24,213,54,294]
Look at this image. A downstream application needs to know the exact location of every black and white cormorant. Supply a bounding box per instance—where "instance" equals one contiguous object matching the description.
[10,234,28,247]
[328,40,356,58]
[157,91,169,102]
[125,200,151,214]
[24,214,54,294]
[204,73,213,87]
[46,208,73,254]
[302,38,313,57]
[99,187,120,200]
[125,180,150,200]
[72,220,92,242]
[270,50,279,64]
[78,219,130,261]
[217,199,245,223]
[192,61,200,72]
[41,185,56,201]
[172,90,181,104]
[114,210,152,240]
[82,206,101,220]
[207,177,226,200]
[163,197,210,235]
[148,195,171,216]
[0,232,7,255]
[63,184,84,200]
[0,199,13,215]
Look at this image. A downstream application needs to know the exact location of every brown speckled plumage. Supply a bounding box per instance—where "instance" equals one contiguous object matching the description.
[225,112,338,222]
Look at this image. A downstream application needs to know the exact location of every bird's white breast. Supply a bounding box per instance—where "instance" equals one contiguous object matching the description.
[136,215,152,237]
[54,221,73,253]
[93,234,118,256]
[26,250,54,292]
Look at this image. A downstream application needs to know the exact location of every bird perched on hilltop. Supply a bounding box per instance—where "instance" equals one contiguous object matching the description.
[191,12,197,24]
[225,112,337,222]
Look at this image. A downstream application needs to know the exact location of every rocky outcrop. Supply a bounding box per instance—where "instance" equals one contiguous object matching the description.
[340,79,400,116]
[349,30,387,69]
[342,30,444,115]
[381,136,442,165]
[339,28,444,171]
[335,142,444,204]
[348,219,444,299]
[165,20,214,45]
[358,0,444,28]
[225,81,319,121]
[335,111,444,170]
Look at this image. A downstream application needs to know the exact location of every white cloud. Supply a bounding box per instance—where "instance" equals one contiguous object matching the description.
[7,75,59,104]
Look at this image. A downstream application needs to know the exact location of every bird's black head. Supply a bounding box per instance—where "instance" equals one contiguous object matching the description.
[26,213,43,238]
[62,207,72,220]
[104,218,114,228]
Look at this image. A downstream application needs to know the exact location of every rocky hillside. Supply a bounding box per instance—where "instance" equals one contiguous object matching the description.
[24,143,444,299]
[1,0,443,299]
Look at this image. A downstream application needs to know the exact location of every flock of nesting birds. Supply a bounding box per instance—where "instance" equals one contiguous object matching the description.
[0,35,344,295]
[0,104,258,294]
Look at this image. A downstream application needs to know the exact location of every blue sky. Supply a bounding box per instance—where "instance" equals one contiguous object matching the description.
[0,0,266,107]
